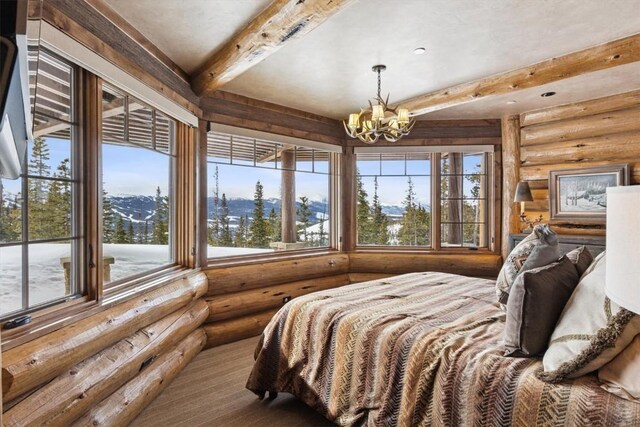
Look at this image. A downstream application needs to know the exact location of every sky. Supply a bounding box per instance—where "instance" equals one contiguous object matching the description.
[1,136,484,207]
[207,162,329,202]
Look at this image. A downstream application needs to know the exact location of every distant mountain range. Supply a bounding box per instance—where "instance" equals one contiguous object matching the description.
[106,195,412,225]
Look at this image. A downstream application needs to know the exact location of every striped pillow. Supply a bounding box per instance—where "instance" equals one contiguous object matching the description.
[540,252,640,382]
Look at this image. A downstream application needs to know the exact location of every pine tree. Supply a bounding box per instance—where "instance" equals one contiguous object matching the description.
[249,180,269,248]
[356,171,373,244]
[371,177,389,245]
[113,215,127,243]
[208,166,220,246]
[267,207,281,242]
[103,189,115,243]
[127,219,134,243]
[47,158,71,238]
[152,186,168,244]
[143,220,149,244]
[219,193,233,246]
[317,199,327,246]
[136,213,144,243]
[29,137,51,199]
[27,137,51,239]
[234,215,248,247]
[398,177,417,245]
[297,196,312,242]
[0,179,17,242]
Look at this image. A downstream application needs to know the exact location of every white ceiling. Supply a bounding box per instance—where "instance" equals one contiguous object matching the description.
[105,0,640,120]
[104,0,272,74]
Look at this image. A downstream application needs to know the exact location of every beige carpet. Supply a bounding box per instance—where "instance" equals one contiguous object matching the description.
[131,336,335,427]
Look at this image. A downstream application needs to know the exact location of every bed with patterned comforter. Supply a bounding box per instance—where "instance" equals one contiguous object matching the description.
[246,272,640,426]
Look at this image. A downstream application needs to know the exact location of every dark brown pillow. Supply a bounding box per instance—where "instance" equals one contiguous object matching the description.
[504,256,580,357]
[565,246,593,277]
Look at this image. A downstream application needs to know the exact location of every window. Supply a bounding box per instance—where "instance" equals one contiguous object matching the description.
[440,152,489,248]
[206,131,334,259]
[101,84,176,284]
[355,149,492,249]
[1,48,81,317]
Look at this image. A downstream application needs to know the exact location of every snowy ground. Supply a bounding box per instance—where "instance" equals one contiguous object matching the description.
[1,243,273,316]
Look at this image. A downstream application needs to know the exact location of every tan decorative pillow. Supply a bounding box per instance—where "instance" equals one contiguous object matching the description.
[496,224,559,308]
[540,252,640,382]
[599,334,640,402]
[565,246,594,278]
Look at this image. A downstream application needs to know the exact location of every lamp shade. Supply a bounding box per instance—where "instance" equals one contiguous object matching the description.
[514,181,534,202]
[605,186,640,314]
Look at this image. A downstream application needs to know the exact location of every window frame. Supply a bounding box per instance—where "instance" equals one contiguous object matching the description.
[0,47,86,321]
[0,47,192,336]
[204,128,340,264]
[353,147,498,254]
[99,81,179,292]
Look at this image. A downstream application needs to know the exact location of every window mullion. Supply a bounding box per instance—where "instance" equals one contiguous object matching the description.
[432,153,442,250]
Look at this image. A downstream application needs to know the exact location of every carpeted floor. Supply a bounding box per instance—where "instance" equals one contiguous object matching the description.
[131,336,335,427]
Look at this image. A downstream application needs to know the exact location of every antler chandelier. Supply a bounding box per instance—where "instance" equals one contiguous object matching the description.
[344,65,416,144]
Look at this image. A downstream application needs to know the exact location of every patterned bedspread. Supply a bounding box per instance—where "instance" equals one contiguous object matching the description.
[246,272,640,426]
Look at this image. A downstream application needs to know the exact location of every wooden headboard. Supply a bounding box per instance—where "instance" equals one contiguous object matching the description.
[509,233,606,257]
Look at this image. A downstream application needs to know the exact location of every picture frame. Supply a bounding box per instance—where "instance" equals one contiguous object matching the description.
[549,164,629,223]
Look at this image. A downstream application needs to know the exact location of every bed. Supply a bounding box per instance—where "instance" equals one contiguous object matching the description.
[246,272,640,426]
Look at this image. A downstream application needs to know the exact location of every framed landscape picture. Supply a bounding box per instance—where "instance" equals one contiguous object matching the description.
[549,164,629,223]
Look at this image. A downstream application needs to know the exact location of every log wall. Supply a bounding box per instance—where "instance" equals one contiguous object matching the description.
[1,272,209,426]
[514,89,640,237]
[202,252,502,348]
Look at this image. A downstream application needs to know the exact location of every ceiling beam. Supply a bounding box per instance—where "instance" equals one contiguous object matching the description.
[191,0,357,96]
[400,32,640,117]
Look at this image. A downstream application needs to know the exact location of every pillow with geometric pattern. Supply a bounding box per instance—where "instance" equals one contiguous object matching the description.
[495,224,560,309]
[539,252,640,382]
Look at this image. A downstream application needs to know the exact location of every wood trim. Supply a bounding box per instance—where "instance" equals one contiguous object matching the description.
[520,160,640,182]
[348,253,502,277]
[346,136,501,147]
[400,33,640,116]
[520,89,640,127]
[492,146,503,254]
[196,120,209,268]
[203,309,277,349]
[82,0,190,82]
[1,268,198,352]
[191,0,357,95]
[175,122,197,268]
[340,147,356,251]
[205,273,349,322]
[208,91,338,126]
[31,0,201,116]
[520,106,640,146]
[201,94,343,146]
[501,115,521,259]
[405,120,501,138]
[83,71,102,300]
[204,253,349,296]
[520,131,640,166]
[1,272,208,402]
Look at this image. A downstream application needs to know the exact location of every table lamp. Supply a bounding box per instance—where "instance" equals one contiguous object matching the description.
[514,181,543,232]
[605,186,640,314]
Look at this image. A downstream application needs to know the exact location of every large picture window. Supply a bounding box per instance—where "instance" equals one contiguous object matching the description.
[206,131,334,259]
[101,84,176,284]
[355,149,491,250]
[1,48,81,317]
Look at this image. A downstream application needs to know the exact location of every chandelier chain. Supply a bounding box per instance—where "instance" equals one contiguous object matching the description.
[377,68,382,99]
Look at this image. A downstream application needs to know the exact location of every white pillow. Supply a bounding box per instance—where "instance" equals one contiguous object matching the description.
[599,334,640,402]
[540,252,640,381]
